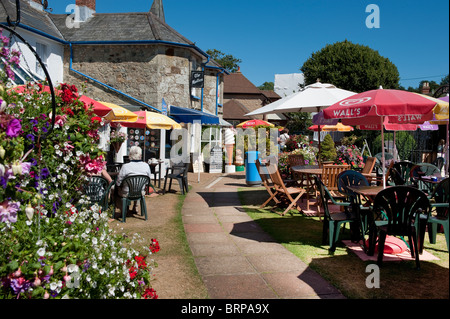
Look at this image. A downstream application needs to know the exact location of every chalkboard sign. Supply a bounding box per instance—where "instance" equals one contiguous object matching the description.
[209,145,223,174]
[191,71,204,88]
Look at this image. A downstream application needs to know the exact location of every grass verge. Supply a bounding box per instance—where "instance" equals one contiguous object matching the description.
[238,187,449,299]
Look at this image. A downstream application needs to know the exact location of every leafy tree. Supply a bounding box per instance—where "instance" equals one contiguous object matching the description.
[441,74,449,85]
[258,82,274,90]
[373,132,416,161]
[300,40,400,92]
[285,112,312,134]
[206,49,242,73]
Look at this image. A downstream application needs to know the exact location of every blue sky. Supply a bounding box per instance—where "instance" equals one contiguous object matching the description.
[48,0,449,89]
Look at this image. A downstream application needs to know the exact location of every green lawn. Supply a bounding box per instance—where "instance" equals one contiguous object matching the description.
[238,187,449,299]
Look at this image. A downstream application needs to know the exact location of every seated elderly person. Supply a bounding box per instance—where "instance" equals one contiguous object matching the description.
[114,146,152,212]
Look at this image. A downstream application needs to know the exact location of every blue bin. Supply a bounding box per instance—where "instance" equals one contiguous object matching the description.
[245,151,261,186]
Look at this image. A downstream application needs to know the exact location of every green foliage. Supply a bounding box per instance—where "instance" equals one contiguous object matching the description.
[373,132,417,161]
[286,112,313,134]
[258,82,274,90]
[320,134,336,162]
[301,40,400,92]
[206,49,242,73]
[0,36,159,299]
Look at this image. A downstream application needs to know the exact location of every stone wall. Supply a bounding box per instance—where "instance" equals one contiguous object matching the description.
[63,43,223,115]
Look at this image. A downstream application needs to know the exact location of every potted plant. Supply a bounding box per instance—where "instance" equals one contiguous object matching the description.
[110,125,127,153]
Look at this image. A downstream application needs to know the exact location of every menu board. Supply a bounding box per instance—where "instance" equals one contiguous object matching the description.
[209,145,223,173]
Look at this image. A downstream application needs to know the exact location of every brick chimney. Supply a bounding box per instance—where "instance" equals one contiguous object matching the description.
[75,0,96,22]
[421,82,430,95]
[76,0,96,11]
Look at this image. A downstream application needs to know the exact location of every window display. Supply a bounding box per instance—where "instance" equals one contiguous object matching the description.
[127,128,160,159]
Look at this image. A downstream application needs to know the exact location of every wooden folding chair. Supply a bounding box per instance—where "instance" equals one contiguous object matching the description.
[288,154,306,185]
[267,165,306,216]
[255,159,281,209]
[321,164,351,197]
[361,157,377,184]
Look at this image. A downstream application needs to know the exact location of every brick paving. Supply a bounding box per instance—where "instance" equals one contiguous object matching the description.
[182,171,345,299]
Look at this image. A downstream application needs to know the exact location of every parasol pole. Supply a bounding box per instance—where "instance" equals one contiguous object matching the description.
[318,124,321,165]
[381,116,386,189]
[446,122,449,177]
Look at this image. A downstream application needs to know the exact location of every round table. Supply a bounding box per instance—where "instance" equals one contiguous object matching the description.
[291,165,322,211]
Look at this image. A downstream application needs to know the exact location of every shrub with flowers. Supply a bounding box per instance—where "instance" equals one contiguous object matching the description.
[278,135,318,177]
[335,144,364,169]
[284,134,312,153]
[291,146,318,166]
[0,32,158,299]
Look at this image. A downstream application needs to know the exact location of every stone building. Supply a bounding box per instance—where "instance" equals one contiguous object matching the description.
[1,0,226,116]
[1,0,228,172]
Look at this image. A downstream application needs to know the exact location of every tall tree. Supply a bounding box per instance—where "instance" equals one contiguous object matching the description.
[301,40,400,92]
[206,49,242,73]
[258,82,274,90]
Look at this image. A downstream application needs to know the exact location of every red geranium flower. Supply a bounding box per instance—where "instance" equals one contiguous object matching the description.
[143,288,158,299]
[128,266,137,280]
[135,256,147,269]
[91,117,102,124]
[149,239,160,253]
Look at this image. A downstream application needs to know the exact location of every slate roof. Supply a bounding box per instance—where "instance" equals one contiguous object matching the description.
[0,1,224,68]
[50,12,194,44]
[0,0,64,39]
[1,1,195,45]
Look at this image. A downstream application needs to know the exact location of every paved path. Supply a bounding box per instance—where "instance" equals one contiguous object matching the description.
[182,172,345,299]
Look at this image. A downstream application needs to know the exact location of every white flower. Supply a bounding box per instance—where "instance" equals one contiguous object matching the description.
[49,282,58,291]
[37,247,46,257]
[67,264,79,273]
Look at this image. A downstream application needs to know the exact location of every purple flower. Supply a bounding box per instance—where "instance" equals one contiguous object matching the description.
[0,201,20,223]
[10,277,32,295]
[6,119,21,138]
[39,168,50,180]
[21,163,31,175]
[26,134,35,142]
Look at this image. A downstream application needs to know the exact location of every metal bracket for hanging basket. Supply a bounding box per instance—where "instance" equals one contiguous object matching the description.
[3,0,56,140]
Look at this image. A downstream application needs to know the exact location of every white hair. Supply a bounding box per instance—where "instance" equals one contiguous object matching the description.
[129,146,143,161]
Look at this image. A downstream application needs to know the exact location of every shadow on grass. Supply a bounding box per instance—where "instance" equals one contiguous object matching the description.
[237,187,450,299]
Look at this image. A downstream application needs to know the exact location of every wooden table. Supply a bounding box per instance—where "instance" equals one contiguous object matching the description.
[291,165,322,211]
[346,185,387,201]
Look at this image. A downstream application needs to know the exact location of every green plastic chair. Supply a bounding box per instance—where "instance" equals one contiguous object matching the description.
[314,175,359,252]
[410,163,442,194]
[163,162,189,195]
[372,186,430,270]
[84,176,113,211]
[428,178,449,252]
[115,175,151,223]
[392,161,416,186]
